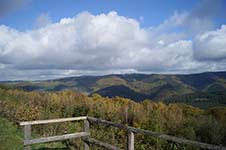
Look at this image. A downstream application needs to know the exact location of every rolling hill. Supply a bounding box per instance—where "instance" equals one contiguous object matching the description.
[1,71,226,108]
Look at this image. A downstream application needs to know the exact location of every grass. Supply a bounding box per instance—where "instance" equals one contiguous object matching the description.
[0,117,23,150]
[0,117,68,150]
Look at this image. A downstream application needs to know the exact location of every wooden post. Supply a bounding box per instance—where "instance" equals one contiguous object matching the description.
[84,119,90,150]
[24,125,31,150]
[127,131,134,150]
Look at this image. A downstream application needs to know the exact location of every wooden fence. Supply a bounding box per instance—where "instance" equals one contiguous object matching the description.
[20,116,226,150]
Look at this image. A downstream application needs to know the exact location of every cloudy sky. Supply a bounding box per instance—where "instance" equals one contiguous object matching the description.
[0,0,226,81]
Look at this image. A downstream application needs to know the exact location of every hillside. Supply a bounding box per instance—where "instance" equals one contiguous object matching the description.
[1,71,226,108]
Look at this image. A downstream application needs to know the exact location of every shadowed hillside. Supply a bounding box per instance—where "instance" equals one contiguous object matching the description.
[1,71,226,108]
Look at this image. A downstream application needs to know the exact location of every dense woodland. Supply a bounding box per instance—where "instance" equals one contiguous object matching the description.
[2,71,226,110]
[0,87,226,150]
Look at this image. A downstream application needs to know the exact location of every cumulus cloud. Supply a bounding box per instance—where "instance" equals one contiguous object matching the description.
[193,25,226,61]
[0,0,31,16]
[0,12,193,70]
[0,11,225,80]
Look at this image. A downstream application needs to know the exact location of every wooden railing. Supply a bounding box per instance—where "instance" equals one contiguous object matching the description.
[20,116,89,150]
[20,116,226,150]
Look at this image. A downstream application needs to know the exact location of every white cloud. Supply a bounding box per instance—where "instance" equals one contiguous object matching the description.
[0,11,225,80]
[0,12,190,69]
[193,25,226,61]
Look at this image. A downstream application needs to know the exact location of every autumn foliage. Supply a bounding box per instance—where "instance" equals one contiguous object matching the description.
[0,88,226,149]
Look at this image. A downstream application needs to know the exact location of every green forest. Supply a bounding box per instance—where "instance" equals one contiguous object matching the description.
[0,87,226,150]
[3,71,226,109]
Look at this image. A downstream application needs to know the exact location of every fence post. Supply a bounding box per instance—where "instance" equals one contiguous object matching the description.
[84,119,90,150]
[127,131,134,150]
[24,125,31,150]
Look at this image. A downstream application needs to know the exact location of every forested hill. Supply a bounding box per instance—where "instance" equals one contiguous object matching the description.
[1,71,226,108]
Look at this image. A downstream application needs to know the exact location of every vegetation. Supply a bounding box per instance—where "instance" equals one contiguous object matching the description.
[0,117,23,150]
[165,91,226,109]
[1,71,226,108]
[0,87,226,149]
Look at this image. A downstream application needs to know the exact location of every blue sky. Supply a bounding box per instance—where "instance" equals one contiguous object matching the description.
[0,0,226,80]
[0,0,211,30]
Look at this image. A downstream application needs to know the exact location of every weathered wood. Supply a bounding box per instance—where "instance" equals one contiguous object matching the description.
[84,120,90,150]
[87,117,226,150]
[127,127,226,150]
[127,131,134,150]
[24,125,31,150]
[20,117,226,150]
[20,116,87,126]
[83,138,120,150]
[88,117,127,130]
[24,132,89,145]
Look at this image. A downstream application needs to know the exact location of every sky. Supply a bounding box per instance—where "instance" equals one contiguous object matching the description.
[0,0,226,81]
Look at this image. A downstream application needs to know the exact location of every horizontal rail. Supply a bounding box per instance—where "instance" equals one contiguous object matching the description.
[83,138,120,150]
[24,132,89,145]
[127,127,226,150]
[20,116,87,126]
[88,117,226,150]
[88,117,127,130]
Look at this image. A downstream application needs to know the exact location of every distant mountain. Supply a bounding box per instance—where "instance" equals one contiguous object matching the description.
[94,85,150,102]
[1,71,226,108]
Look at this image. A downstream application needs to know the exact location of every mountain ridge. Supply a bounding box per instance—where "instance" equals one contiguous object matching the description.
[1,71,226,108]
